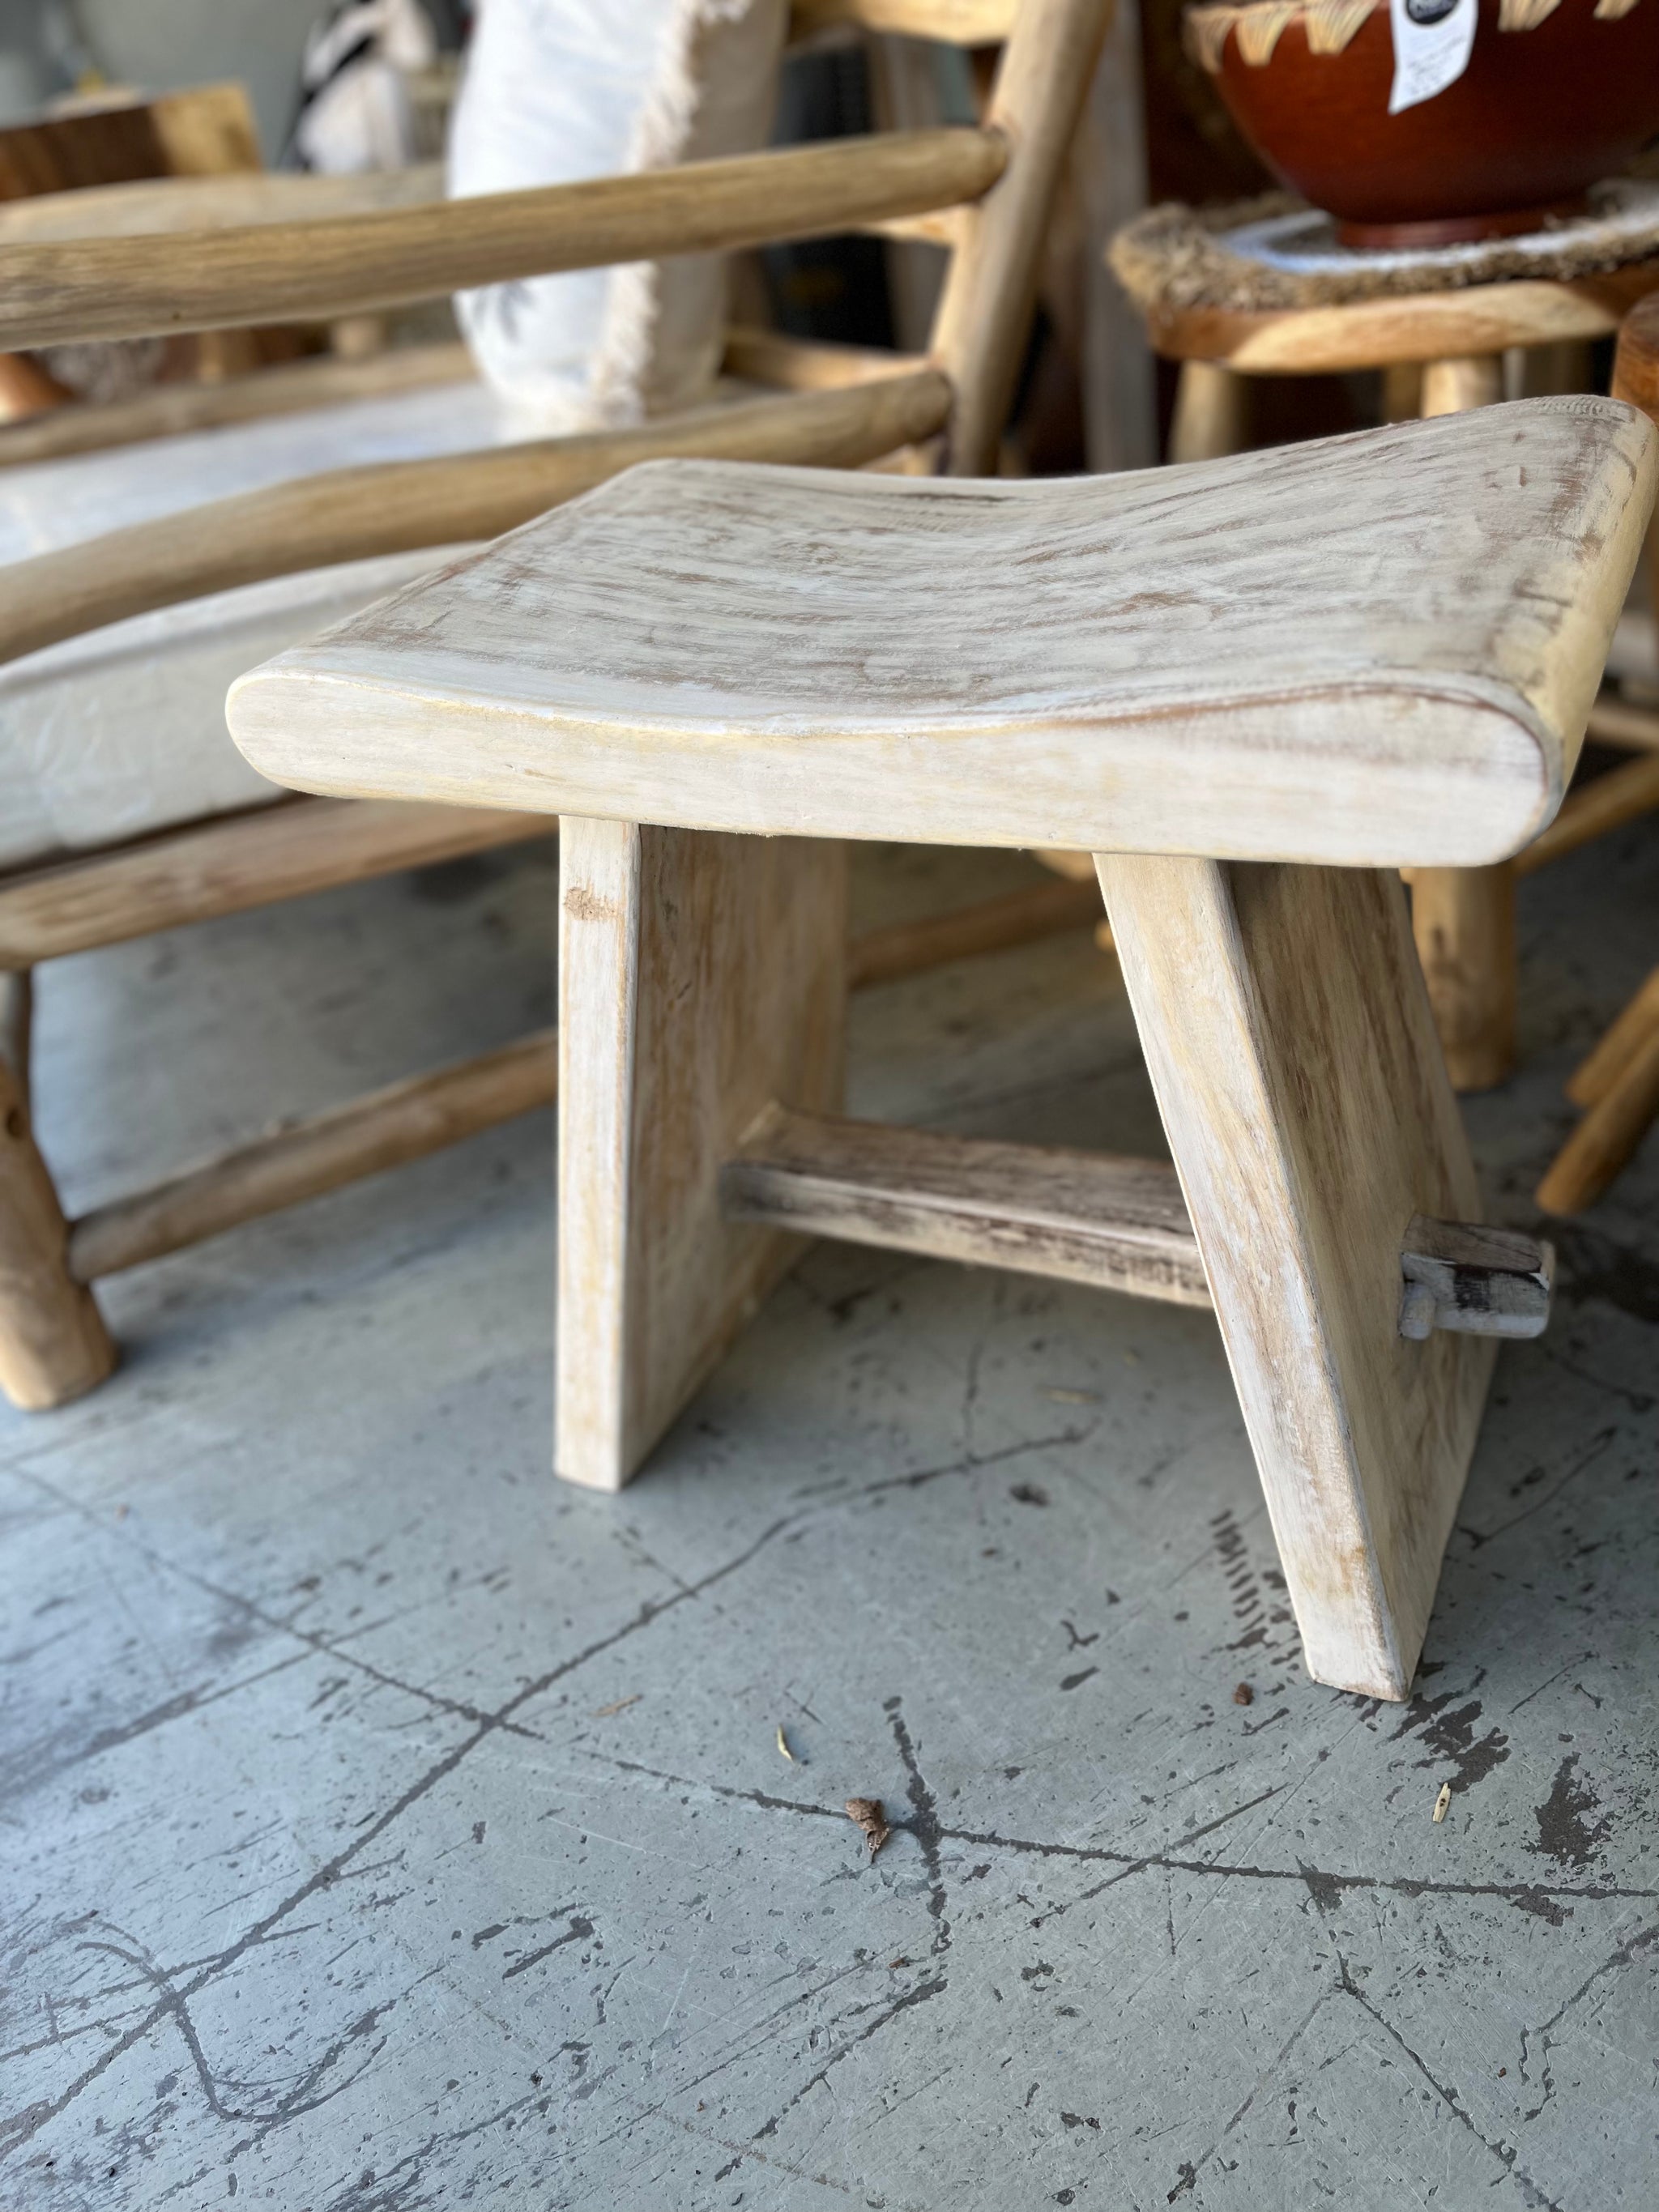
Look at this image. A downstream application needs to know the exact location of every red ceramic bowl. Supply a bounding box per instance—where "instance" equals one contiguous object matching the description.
[1185,0,1659,246]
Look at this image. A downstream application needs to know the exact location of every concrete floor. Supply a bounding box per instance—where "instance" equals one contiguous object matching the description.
[2,825,1657,2211]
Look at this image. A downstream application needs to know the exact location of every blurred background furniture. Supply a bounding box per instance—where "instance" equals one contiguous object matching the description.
[0,0,1116,1412]
[1180,0,1659,251]
[1538,294,1659,1217]
[0,78,302,421]
[0,0,464,160]
[1108,189,1659,1093]
[226,397,1655,1696]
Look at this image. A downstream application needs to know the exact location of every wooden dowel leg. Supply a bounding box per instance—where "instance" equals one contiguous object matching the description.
[1420,353,1503,417]
[1167,360,1245,464]
[1098,854,1495,1700]
[1410,352,1518,1089]
[1381,362,1422,422]
[1410,862,1516,1092]
[1567,964,1659,1107]
[556,820,847,1491]
[0,1050,116,1409]
[1537,1022,1659,1216]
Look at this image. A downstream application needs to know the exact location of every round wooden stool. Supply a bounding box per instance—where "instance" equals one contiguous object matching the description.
[1110,185,1659,1090]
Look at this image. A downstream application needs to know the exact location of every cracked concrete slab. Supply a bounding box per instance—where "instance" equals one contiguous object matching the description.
[2,829,1657,2210]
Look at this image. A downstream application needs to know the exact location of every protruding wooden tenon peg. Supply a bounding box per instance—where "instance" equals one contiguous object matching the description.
[1397,1216,1555,1342]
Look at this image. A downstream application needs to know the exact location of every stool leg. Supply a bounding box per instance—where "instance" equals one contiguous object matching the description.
[0,1037,118,1411]
[555,818,847,1491]
[1414,350,1516,1089]
[1420,354,1503,416]
[1537,1013,1659,1216]
[1168,360,1246,465]
[1098,854,1495,1700]
[1409,861,1516,1093]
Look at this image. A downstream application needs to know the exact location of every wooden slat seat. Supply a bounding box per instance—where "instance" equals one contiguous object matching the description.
[230,397,1657,872]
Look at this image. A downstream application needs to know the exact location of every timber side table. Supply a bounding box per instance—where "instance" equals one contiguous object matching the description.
[228,400,1653,1702]
[1109,185,1659,1092]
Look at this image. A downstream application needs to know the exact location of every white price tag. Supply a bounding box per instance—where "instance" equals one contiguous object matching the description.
[1388,0,1478,115]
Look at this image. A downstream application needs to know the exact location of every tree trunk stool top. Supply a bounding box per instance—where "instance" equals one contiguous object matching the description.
[229,395,1656,1702]
[1108,181,1659,375]
[1109,185,1659,1096]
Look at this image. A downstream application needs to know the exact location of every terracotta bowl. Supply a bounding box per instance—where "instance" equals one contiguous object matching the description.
[1185,0,1659,247]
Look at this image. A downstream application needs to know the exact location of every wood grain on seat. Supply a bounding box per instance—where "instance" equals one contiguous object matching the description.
[229,396,1657,869]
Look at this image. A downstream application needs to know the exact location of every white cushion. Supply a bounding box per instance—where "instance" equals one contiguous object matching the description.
[0,550,479,872]
[0,381,518,872]
[447,0,787,433]
[0,380,514,563]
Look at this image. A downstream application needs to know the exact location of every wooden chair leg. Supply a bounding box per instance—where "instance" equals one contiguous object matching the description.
[1537,1004,1659,1215]
[1420,353,1504,418]
[1098,854,1496,1700]
[0,1042,117,1410]
[1410,861,1516,1093]
[1410,350,1518,1092]
[1567,963,1659,1109]
[555,818,847,1491]
[1168,359,1245,464]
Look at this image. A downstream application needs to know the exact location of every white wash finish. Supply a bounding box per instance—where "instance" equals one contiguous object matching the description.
[723,1106,1211,1304]
[228,398,1657,1698]
[231,400,1654,871]
[1098,856,1491,1698]
[556,820,847,1490]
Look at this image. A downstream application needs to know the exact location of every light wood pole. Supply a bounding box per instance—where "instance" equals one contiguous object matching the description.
[1409,352,1516,1091]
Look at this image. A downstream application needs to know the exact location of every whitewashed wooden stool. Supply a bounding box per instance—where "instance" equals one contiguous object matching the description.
[228,395,1657,1700]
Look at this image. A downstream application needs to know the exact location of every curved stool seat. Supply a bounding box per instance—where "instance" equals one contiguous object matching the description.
[229,398,1657,1704]
[1108,191,1659,1097]
[234,398,1648,871]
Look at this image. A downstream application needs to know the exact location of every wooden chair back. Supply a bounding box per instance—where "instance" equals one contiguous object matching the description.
[0,0,1111,676]
[0,0,1121,1426]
